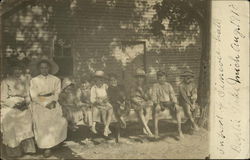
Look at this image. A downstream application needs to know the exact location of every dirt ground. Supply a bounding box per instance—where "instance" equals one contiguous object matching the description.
[1,120,209,159]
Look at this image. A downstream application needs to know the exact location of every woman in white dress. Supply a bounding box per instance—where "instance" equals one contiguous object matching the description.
[29,59,67,157]
[1,64,36,158]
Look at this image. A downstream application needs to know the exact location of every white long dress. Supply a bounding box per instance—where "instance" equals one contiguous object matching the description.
[0,77,34,148]
[30,74,67,149]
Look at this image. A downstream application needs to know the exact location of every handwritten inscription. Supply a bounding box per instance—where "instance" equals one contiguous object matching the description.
[213,18,226,155]
[213,3,246,157]
[227,3,245,155]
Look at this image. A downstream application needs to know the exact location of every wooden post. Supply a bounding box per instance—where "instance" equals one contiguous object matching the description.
[143,41,146,73]
[0,8,3,80]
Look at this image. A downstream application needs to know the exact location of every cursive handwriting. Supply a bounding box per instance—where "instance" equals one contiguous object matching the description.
[213,3,247,157]
[213,17,226,155]
[214,19,225,98]
[227,3,245,155]
[229,4,246,52]
[226,55,240,85]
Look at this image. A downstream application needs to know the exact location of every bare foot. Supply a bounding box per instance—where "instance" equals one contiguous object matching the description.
[107,128,112,134]
[120,118,126,129]
[178,132,185,139]
[148,133,154,138]
[90,127,97,134]
[154,135,160,139]
[103,127,111,137]
[193,124,199,131]
[103,129,111,137]
[143,128,147,135]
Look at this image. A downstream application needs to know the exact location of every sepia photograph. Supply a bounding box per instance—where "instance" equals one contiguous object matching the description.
[0,0,220,159]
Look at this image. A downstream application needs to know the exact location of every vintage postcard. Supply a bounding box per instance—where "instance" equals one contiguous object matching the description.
[0,0,249,159]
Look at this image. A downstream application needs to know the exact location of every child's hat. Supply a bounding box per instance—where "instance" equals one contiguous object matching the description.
[134,68,146,77]
[180,69,195,77]
[94,70,106,78]
[62,77,74,90]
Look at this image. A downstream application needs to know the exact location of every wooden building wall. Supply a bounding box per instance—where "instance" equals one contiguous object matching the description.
[2,0,202,94]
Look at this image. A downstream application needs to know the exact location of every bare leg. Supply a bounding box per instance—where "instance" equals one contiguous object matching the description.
[103,109,113,136]
[143,105,152,134]
[185,104,199,130]
[86,110,93,127]
[119,116,126,128]
[91,122,97,134]
[91,107,99,134]
[175,104,184,138]
[137,109,153,137]
[100,109,107,125]
[105,109,113,132]
[153,104,161,138]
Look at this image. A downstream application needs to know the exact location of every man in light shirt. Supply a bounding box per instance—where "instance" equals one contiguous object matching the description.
[151,71,184,139]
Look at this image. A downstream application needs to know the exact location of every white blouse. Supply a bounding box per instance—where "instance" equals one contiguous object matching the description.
[1,77,29,107]
[30,74,61,105]
[90,84,108,103]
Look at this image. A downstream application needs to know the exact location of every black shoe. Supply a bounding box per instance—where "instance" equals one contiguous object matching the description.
[160,106,165,112]
[43,149,51,158]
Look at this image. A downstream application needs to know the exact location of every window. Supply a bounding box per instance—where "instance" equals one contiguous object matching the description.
[53,39,73,77]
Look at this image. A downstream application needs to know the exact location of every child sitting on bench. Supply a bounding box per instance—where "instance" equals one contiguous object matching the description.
[59,78,83,131]
[151,71,184,139]
[107,73,130,129]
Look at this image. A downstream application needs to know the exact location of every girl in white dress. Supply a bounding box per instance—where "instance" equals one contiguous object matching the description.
[90,71,113,137]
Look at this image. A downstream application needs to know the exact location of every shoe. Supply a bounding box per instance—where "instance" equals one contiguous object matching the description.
[43,149,51,158]
[160,106,165,112]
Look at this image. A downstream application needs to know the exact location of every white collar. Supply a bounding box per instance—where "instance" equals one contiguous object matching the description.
[38,74,51,78]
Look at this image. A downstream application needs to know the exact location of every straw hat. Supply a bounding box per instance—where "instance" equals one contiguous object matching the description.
[62,77,74,90]
[134,68,146,77]
[180,69,195,77]
[94,70,106,78]
[30,57,59,76]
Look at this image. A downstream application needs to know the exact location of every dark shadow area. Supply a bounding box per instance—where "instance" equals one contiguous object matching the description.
[52,143,83,159]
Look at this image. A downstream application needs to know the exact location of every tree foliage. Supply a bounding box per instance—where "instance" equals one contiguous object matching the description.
[151,0,208,35]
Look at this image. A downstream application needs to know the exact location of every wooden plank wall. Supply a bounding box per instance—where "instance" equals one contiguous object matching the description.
[2,0,202,94]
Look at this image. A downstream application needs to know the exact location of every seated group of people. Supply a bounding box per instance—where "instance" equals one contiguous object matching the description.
[0,58,200,158]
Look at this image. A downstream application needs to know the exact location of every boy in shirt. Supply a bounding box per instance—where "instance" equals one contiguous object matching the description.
[151,71,184,139]
[179,70,199,132]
